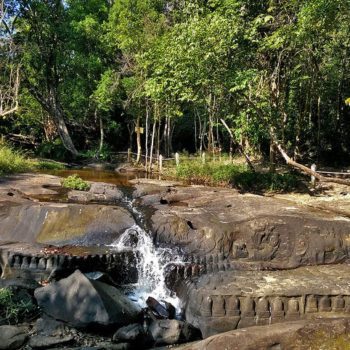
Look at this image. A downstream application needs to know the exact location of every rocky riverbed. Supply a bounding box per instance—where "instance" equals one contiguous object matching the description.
[1,172,350,349]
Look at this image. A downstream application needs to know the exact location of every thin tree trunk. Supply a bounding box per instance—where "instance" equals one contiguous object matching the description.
[149,119,157,173]
[136,116,141,164]
[145,102,149,171]
[98,113,104,155]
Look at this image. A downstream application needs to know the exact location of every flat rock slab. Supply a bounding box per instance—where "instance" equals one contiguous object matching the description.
[0,202,134,245]
[0,173,61,196]
[193,264,350,297]
[139,186,350,268]
[176,318,350,350]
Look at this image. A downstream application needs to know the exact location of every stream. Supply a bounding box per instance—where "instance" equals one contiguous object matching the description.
[40,168,185,311]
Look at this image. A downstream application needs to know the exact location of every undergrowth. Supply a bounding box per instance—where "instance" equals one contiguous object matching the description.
[175,161,302,192]
[0,140,32,175]
[0,288,37,324]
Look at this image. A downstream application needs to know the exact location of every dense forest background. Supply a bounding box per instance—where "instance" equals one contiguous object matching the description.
[1,0,350,166]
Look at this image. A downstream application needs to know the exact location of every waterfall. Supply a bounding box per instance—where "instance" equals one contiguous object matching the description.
[110,224,182,309]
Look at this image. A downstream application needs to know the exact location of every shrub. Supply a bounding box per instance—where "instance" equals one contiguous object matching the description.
[61,174,90,191]
[0,288,37,324]
[176,160,302,192]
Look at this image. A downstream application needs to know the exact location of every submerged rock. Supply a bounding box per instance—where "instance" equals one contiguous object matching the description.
[34,270,141,328]
[0,325,28,350]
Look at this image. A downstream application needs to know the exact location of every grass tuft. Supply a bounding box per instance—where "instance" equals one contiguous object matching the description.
[61,174,90,191]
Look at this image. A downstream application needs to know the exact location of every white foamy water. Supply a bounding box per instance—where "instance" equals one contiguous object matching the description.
[110,224,183,309]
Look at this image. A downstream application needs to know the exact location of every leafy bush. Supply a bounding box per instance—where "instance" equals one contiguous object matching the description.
[61,174,90,191]
[0,141,33,175]
[0,288,37,324]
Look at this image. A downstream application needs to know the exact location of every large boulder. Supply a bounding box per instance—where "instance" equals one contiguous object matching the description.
[0,325,28,350]
[34,270,141,328]
[0,203,134,245]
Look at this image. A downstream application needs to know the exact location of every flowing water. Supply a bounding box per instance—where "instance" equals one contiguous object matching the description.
[109,224,183,310]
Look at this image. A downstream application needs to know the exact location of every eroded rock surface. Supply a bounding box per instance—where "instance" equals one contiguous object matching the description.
[135,185,350,268]
[178,264,350,337]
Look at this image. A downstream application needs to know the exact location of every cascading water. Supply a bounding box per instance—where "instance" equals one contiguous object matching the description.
[110,224,183,310]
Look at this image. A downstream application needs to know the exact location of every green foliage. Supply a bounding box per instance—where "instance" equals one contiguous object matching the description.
[231,172,302,193]
[61,174,90,191]
[0,141,33,175]
[34,160,66,171]
[0,288,37,324]
[37,139,71,161]
[176,161,246,186]
[176,159,302,192]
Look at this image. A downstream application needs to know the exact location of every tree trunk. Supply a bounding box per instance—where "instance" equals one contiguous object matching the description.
[136,116,141,164]
[145,102,149,171]
[149,119,157,173]
[28,84,78,156]
[98,112,104,156]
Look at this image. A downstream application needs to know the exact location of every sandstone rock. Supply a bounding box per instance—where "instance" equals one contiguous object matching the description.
[28,335,74,349]
[179,264,350,338]
[0,325,27,350]
[175,318,350,350]
[34,270,141,328]
[112,323,145,343]
[0,203,134,246]
[142,186,350,268]
[148,319,200,346]
[68,183,123,203]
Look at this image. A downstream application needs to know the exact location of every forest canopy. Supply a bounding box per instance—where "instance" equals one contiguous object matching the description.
[1,0,350,165]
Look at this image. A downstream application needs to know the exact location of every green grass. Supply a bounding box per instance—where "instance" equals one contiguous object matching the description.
[61,174,90,191]
[0,141,33,175]
[0,140,66,175]
[34,159,66,170]
[175,159,303,193]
